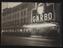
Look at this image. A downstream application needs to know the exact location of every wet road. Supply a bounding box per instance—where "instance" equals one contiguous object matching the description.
[1,34,58,47]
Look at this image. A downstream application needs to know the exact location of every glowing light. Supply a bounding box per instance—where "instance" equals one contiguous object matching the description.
[20,29,22,32]
[23,23,56,28]
[37,3,44,14]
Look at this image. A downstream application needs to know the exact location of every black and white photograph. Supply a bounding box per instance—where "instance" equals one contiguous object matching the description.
[1,2,62,47]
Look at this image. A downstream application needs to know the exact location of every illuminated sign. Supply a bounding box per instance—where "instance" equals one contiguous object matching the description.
[32,12,53,23]
[37,3,44,14]
[32,3,54,23]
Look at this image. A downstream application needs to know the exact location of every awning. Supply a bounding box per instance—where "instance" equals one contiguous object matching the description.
[23,23,57,29]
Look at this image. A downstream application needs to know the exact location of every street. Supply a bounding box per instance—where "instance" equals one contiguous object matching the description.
[1,32,59,47]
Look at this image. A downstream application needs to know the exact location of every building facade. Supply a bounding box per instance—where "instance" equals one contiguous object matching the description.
[1,3,55,32]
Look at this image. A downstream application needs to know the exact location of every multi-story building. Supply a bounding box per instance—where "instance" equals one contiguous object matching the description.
[1,3,55,32]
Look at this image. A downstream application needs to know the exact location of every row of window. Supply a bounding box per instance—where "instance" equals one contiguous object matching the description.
[2,8,29,22]
[2,7,33,29]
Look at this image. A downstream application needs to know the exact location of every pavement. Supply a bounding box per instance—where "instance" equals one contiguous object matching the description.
[1,34,59,47]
